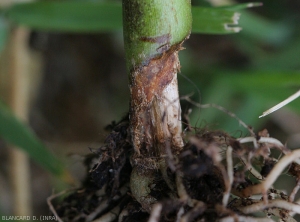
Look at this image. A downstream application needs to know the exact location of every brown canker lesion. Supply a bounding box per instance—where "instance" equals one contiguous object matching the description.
[129,42,185,211]
[129,43,183,156]
[130,43,182,106]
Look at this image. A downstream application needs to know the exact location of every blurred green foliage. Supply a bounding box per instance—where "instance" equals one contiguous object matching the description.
[0,0,253,176]
[180,0,300,135]
[0,101,67,177]
[5,1,123,32]
[0,0,299,178]
[4,1,248,34]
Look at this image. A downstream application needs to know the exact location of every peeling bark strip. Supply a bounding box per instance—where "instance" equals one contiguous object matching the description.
[131,44,181,107]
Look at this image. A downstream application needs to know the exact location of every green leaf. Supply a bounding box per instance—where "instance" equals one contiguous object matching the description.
[0,101,71,182]
[217,2,262,11]
[6,1,123,32]
[5,1,246,34]
[192,6,242,34]
[192,2,263,34]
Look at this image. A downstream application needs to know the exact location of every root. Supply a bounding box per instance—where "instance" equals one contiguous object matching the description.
[47,189,74,222]
[220,216,274,222]
[223,146,233,206]
[180,201,206,222]
[289,179,300,202]
[239,199,300,214]
[241,149,300,198]
[51,113,300,221]
[92,204,121,222]
[148,203,163,222]
[182,95,255,136]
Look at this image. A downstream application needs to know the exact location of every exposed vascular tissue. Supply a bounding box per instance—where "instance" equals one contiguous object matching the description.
[50,105,300,221]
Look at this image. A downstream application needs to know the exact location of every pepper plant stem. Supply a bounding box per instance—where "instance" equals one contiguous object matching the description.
[122,0,192,211]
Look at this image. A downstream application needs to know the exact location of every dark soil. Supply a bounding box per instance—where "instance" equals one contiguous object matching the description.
[53,116,300,222]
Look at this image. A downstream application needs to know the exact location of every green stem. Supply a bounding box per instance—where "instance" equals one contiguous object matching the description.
[123,0,192,72]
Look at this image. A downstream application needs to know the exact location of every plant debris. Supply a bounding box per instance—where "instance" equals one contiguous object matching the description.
[51,113,300,222]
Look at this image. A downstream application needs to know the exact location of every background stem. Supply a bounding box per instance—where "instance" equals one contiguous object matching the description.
[8,27,32,217]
